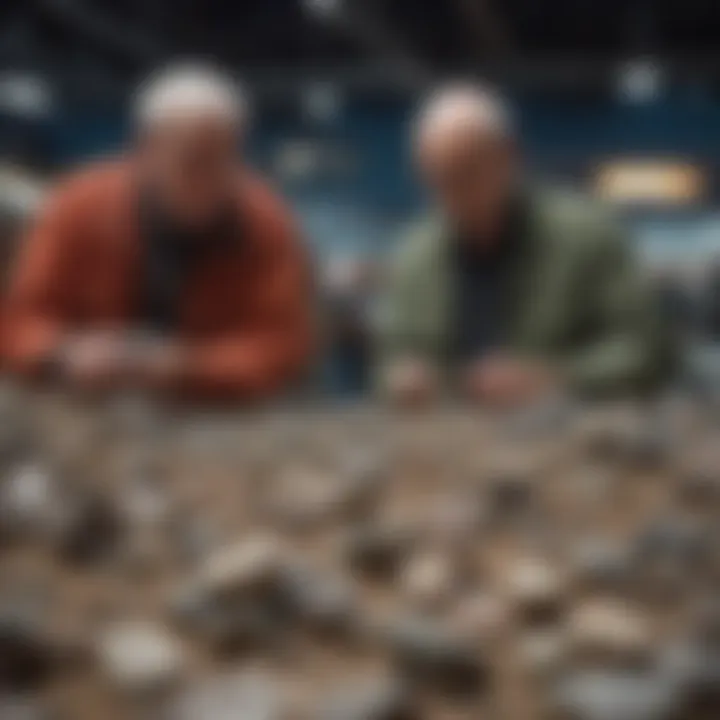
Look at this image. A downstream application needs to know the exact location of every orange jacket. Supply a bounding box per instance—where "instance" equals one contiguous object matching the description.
[4,160,313,400]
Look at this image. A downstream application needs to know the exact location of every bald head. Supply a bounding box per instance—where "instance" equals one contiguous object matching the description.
[413,84,519,240]
[414,84,512,149]
[134,63,247,134]
[134,63,247,228]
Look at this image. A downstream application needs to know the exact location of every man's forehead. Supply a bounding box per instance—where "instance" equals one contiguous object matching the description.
[134,64,246,132]
[418,121,507,171]
[414,86,512,157]
[151,116,237,145]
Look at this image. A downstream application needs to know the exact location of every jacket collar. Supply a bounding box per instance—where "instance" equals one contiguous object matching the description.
[415,189,549,353]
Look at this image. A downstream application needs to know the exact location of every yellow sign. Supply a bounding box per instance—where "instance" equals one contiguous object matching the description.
[594,161,705,205]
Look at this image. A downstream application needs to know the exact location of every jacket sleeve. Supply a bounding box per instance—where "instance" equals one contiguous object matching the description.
[372,233,420,394]
[182,213,314,400]
[4,182,86,375]
[372,222,447,394]
[562,224,676,396]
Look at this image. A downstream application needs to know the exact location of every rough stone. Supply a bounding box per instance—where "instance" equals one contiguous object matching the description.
[618,427,668,470]
[165,671,281,720]
[666,646,720,714]
[504,559,566,625]
[518,629,568,678]
[0,606,55,692]
[171,515,221,565]
[503,395,576,438]
[0,464,59,538]
[0,697,53,720]
[119,531,168,578]
[386,615,488,698]
[281,563,358,636]
[168,581,279,653]
[317,674,414,720]
[568,601,653,668]
[634,518,711,575]
[485,464,535,517]
[580,411,668,469]
[346,526,412,581]
[448,593,509,644]
[338,449,386,519]
[56,491,124,565]
[554,670,681,720]
[689,596,720,649]
[119,477,173,529]
[401,552,455,610]
[97,621,185,695]
[198,535,283,600]
[425,494,488,546]
[268,466,343,529]
[569,538,633,590]
[678,465,720,505]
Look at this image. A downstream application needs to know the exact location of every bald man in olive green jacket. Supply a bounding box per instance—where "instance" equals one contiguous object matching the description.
[376,191,674,402]
[375,85,675,405]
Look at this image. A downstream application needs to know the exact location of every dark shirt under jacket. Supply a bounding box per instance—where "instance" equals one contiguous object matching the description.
[451,199,527,363]
[135,193,241,334]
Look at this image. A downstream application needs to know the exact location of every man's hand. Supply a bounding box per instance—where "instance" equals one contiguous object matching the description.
[133,340,187,391]
[60,333,187,393]
[384,358,438,408]
[462,355,555,408]
[59,333,133,391]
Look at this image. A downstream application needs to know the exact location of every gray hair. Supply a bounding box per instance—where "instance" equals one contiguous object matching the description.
[413,82,514,146]
[133,62,247,131]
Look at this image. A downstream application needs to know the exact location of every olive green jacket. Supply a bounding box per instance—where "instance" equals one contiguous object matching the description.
[375,190,674,397]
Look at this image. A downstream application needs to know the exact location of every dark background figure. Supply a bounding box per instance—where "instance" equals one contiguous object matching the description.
[322,256,378,397]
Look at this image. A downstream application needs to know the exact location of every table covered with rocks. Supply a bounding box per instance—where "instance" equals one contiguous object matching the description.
[0,387,719,720]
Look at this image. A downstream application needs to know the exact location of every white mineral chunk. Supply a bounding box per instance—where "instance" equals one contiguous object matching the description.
[98,621,185,693]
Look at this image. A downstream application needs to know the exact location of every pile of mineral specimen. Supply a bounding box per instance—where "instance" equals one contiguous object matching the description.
[0,394,716,720]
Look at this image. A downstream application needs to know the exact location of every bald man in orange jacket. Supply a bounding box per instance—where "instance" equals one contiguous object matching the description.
[4,67,313,402]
